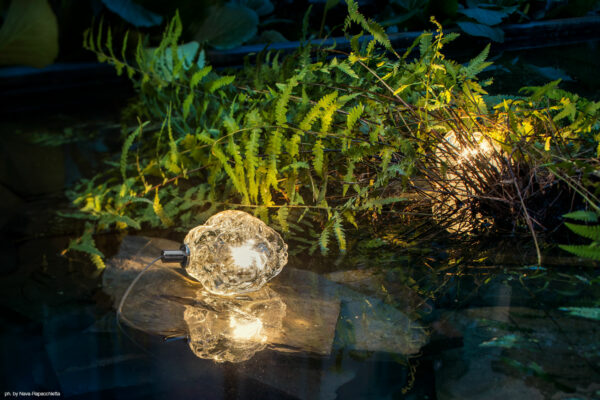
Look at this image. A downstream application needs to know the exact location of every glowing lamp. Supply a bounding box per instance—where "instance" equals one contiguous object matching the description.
[432,130,499,234]
[161,210,288,295]
[183,287,286,363]
[436,130,499,168]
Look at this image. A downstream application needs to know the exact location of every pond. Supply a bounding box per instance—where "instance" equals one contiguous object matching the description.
[0,188,598,398]
[0,40,599,400]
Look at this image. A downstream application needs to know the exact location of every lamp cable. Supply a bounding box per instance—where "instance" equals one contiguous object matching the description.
[116,255,162,347]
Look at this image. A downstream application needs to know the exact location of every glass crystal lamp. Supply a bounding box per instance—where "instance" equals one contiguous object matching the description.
[161,210,288,295]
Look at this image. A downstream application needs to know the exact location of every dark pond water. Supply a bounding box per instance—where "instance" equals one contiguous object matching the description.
[1,39,599,399]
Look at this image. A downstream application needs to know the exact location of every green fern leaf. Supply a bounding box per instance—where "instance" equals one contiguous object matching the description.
[359,196,407,211]
[227,134,249,203]
[312,139,325,177]
[564,210,598,222]
[335,60,359,79]
[333,214,347,252]
[103,214,141,230]
[121,121,148,181]
[346,103,364,132]
[280,161,309,173]
[275,77,298,125]
[287,131,303,159]
[245,128,260,202]
[299,92,338,131]
[277,206,290,233]
[565,223,600,242]
[342,160,355,196]
[205,75,235,93]
[419,32,432,59]
[344,0,391,50]
[90,254,106,270]
[213,145,247,200]
[68,240,104,258]
[464,44,492,78]
[121,30,129,60]
[319,224,332,255]
[559,244,600,261]
[183,92,194,119]
[320,102,338,135]
[153,189,173,227]
[190,66,212,89]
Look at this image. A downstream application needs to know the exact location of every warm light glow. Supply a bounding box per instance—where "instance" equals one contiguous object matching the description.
[229,315,264,341]
[184,287,285,363]
[184,210,288,295]
[433,130,499,234]
[442,131,496,164]
[229,239,267,270]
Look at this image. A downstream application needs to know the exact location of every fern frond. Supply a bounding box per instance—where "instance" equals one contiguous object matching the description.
[346,103,364,132]
[275,77,298,125]
[559,244,600,261]
[344,0,392,50]
[205,75,235,93]
[212,145,248,201]
[319,223,332,255]
[121,121,148,181]
[277,206,290,233]
[287,131,303,159]
[312,139,325,177]
[564,210,598,222]
[463,44,492,78]
[565,223,600,242]
[342,160,355,196]
[102,213,141,230]
[299,91,338,131]
[335,60,359,79]
[245,128,260,203]
[320,102,338,134]
[419,33,433,60]
[90,254,106,270]
[333,214,347,252]
[183,92,194,119]
[190,66,212,89]
[68,239,103,258]
[359,196,407,211]
[153,189,173,227]
[227,134,249,203]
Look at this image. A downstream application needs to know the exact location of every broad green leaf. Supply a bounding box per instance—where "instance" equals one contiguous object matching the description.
[194,4,259,50]
[234,0,274,16]
[101,0,163,27]
[456,21,504,42]
[457,7,509,26]
[0,0,58,68]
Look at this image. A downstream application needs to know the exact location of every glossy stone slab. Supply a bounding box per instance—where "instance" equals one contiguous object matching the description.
[103,236,428,361]
[103,236,340,357]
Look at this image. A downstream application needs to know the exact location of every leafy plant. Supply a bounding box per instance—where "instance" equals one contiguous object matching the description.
[63,1,600,267]
[560,210,600,261]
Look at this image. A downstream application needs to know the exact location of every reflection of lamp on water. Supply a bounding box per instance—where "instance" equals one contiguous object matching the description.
[184,287,285,363]
[230,315,264,341]
[161,210,288,295]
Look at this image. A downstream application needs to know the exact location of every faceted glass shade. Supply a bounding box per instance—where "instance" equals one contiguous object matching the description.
[183,210,288,295]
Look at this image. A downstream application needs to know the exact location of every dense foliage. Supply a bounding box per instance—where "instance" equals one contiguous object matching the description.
[63,1,600,268]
